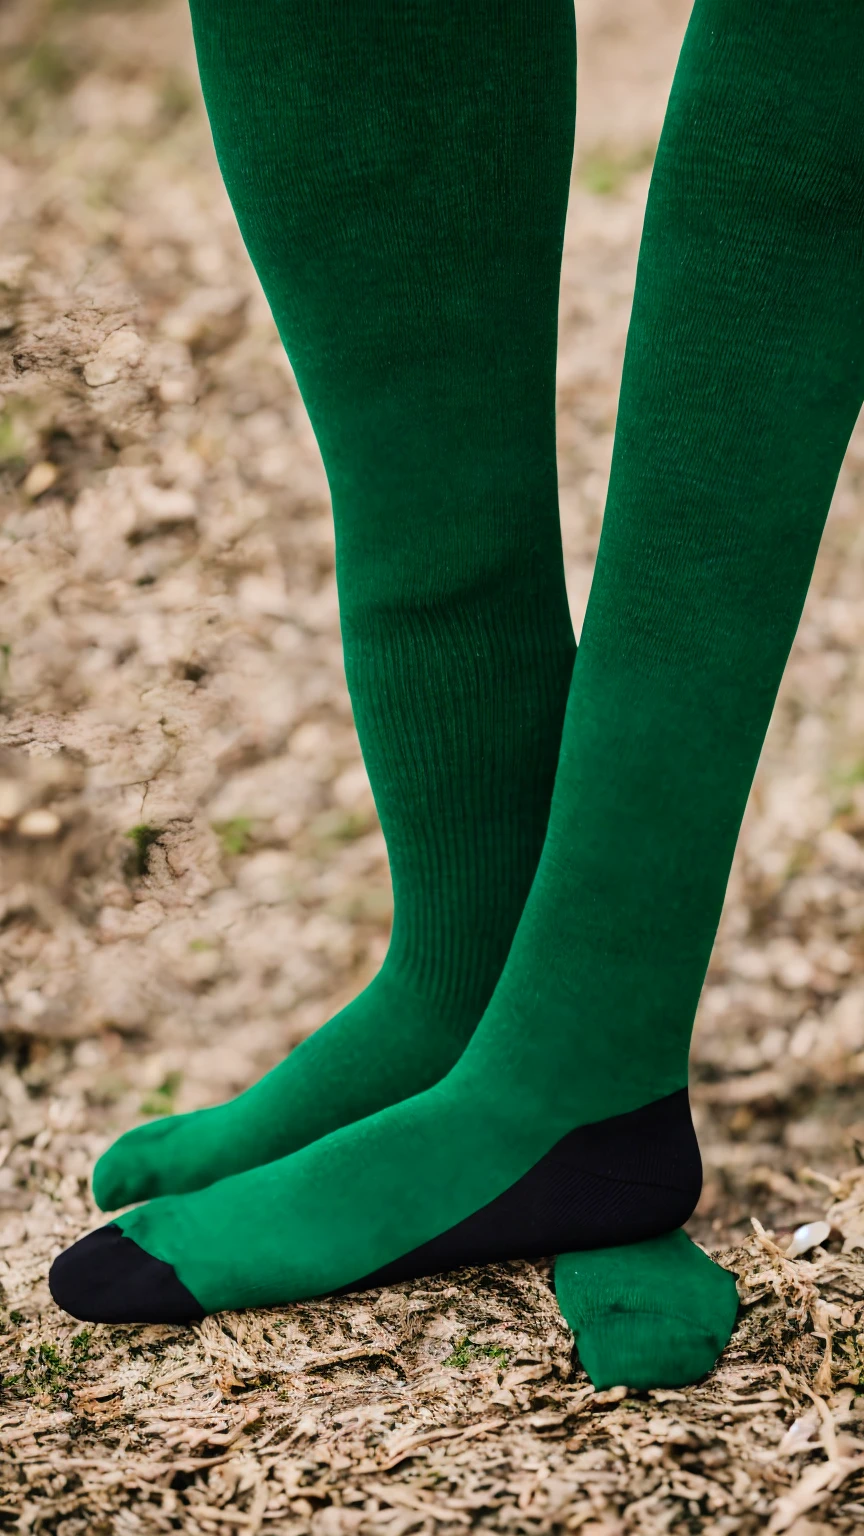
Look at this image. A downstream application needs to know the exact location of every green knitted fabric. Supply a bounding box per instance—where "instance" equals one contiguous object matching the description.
[556,1234,740,1391]
[75,0,864,1350]
[93,0,577,1211]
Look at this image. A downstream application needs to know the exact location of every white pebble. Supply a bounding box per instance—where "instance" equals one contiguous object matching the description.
[17,808,62,839]
[785,1220,831,1258]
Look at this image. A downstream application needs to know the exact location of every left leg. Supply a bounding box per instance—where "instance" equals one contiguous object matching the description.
[92,0,577,1211]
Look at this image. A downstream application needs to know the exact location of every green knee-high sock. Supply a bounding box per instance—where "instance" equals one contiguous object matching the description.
[52,0,864,1339]
[93,0,577,1211]
[554,0,864,1387]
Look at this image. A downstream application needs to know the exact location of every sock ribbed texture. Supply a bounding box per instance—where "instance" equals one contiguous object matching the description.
[53,0,864,1339]
[93,0,577,1211]
[555,1233,740,1390]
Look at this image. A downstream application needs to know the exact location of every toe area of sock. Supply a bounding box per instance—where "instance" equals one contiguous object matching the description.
[91,1152,134,1213]
[49,1224,206,1325]
[92,1129,162,1212]
[575,1310,725,1391]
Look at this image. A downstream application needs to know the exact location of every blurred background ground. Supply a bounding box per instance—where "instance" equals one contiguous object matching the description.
[2,1,864,1530]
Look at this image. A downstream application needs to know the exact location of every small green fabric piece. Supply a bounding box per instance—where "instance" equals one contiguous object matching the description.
[93,0,577,1212]
[555,1232,740,1390]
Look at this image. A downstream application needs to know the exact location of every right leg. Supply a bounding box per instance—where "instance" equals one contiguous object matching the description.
[94,0,577,1209]
[555,0,864,1386]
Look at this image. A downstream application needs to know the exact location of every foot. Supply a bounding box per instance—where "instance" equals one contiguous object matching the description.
[92,970,478,1210]
[555,1230,740,1390]
[52,1054,701,1321]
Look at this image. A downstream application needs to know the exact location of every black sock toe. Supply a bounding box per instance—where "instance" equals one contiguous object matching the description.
[49,1224,206,1324]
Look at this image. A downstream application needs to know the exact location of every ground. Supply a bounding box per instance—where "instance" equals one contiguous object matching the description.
[2,0,864,1530]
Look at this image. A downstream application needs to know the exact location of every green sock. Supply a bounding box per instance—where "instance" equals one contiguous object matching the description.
[92,0,577,1212]
[555,1234,739,1391]
[557,0,864,1388]
[52,0,864,1360]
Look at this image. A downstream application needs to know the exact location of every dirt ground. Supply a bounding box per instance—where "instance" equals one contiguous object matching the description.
[2,0,864,1530]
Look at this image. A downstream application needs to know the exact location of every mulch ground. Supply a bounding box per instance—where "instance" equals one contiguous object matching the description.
[2,1,864,1529]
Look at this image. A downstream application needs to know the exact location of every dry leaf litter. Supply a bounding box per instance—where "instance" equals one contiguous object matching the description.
[1,0,864,1529]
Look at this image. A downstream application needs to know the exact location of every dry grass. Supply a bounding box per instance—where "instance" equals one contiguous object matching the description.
[2,0,864,1528]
